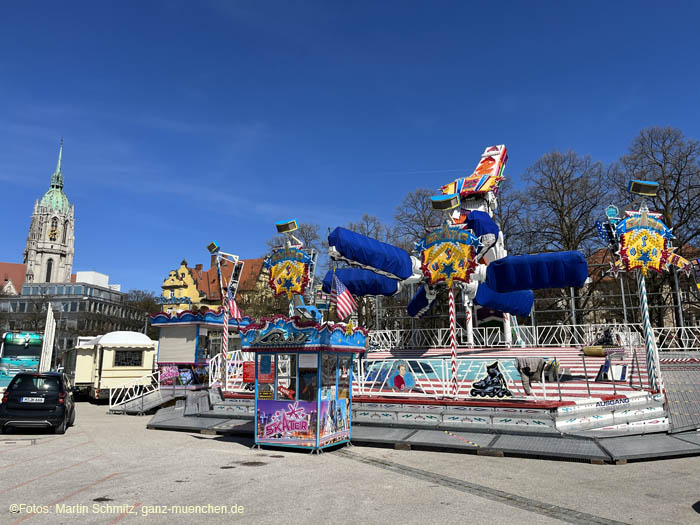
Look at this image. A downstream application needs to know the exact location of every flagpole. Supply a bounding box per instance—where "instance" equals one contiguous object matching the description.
[329,264,338,323]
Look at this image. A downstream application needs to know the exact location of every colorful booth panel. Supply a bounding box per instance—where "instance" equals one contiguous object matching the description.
[158,363,209,387]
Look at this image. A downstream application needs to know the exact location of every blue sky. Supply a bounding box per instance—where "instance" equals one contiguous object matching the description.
[1,1,699,292]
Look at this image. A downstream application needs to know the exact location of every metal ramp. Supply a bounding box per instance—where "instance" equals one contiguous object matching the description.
[661,360,700,432]
[110,388,183,415]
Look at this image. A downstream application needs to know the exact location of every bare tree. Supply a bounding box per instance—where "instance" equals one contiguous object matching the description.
[346,214,395,243]
[520,150,606,255]
[492,177,529,255]
[517,151,607,323]
[394,188,442,249]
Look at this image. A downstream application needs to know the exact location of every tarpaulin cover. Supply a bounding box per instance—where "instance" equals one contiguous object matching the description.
[328,227,413,280]
[466,210,500,238]
[485,251,588,293]
[322,268,399,297]
[474,282,534,317]
[407,286,436,318]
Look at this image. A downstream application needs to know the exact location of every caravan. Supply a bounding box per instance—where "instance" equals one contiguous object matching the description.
[62,331,156,400]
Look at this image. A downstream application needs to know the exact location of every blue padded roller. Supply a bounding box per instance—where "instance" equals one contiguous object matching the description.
[485,252,588,293]
[322,268,399,297]
[328,227,414,280]
[474,282,534,317]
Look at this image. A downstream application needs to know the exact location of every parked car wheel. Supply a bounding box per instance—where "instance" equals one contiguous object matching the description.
[68,408,76,427]
[54,416,67,434]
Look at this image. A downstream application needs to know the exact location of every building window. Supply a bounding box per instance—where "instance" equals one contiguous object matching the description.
[114,350,143,367]
[49,217,59,241]
[46,259,53,282]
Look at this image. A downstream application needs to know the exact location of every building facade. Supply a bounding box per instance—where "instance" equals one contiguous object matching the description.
[0,282,145,351]
[158,256,268,315]
[23,140,75,285]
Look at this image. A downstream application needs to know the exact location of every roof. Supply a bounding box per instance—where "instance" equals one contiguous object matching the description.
[0,262,27,294]
[85,331,155,348]
[40,188,70,212]
[192,257,266,302]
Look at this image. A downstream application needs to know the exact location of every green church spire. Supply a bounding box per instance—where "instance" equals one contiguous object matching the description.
[41,139,70,212]
[50,138,64,189]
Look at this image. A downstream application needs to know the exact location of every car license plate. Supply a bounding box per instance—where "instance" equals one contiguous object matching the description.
[21,397,44,403]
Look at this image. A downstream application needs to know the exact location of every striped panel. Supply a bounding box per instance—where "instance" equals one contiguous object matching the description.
[361,346,651,400]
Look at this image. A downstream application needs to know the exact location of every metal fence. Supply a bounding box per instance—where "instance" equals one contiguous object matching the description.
[367,323,700,352]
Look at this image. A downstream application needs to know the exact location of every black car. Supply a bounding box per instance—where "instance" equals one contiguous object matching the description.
[0,372,76,434]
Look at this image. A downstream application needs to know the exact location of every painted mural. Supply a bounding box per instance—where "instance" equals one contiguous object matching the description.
[256,400,318,447]
[319,398,349,446]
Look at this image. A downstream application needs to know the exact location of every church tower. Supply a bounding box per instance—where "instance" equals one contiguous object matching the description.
[23,140,75,284]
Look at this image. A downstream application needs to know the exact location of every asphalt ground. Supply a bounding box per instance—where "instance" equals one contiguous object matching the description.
[1,401,699,524]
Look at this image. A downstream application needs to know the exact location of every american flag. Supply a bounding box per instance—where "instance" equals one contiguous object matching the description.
[227,287,242,321]
[332,274,357,320]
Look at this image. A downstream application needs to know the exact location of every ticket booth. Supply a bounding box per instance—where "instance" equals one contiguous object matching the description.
[240,316,367,452]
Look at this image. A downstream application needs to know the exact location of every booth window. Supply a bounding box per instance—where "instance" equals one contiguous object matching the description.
[338,356,351,399]
[114,350,143,367]
[298,354,318,402]
[321,354,337,400]
[257,354,275,400]
[276,354,297,401]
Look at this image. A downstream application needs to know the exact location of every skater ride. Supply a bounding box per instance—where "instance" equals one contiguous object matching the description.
[204,145,672,436]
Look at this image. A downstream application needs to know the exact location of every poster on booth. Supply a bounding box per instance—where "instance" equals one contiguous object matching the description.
[256,400,318,447]
[243,361,255,383]
[159,365,180,386]
[320,398,349,446]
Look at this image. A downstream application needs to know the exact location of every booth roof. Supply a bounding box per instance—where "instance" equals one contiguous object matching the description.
[85,331,155,348]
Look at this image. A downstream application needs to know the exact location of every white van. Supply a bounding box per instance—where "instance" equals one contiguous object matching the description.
[62,331,156,400]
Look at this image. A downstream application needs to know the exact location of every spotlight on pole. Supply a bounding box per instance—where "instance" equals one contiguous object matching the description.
[627,180,659,197]
[430,193,461,212]
[275,219,298,234]
[206,241,220,254]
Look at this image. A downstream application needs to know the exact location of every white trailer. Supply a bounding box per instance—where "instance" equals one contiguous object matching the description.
[62,331,156,400]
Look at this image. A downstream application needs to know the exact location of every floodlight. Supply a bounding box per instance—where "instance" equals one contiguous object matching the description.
[206,241,220,254]
[627,180,659,197]
[276,219,298,234]
[430,193,461,211]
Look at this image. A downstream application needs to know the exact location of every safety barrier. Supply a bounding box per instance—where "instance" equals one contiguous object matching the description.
[368,324,700,352]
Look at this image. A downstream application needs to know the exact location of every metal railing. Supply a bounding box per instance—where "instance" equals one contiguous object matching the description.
[210,350,255,394]
[109,369,161,412]
[353,357,558,401]
[367,323,700,352]
[208,352,224,389]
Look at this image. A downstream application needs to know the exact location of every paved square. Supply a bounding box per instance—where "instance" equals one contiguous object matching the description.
[1,402,700,524]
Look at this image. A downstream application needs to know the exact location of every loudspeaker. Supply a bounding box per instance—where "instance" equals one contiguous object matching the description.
[276,219,298,234]
[430,193,460,211]
[627,180,659,197]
